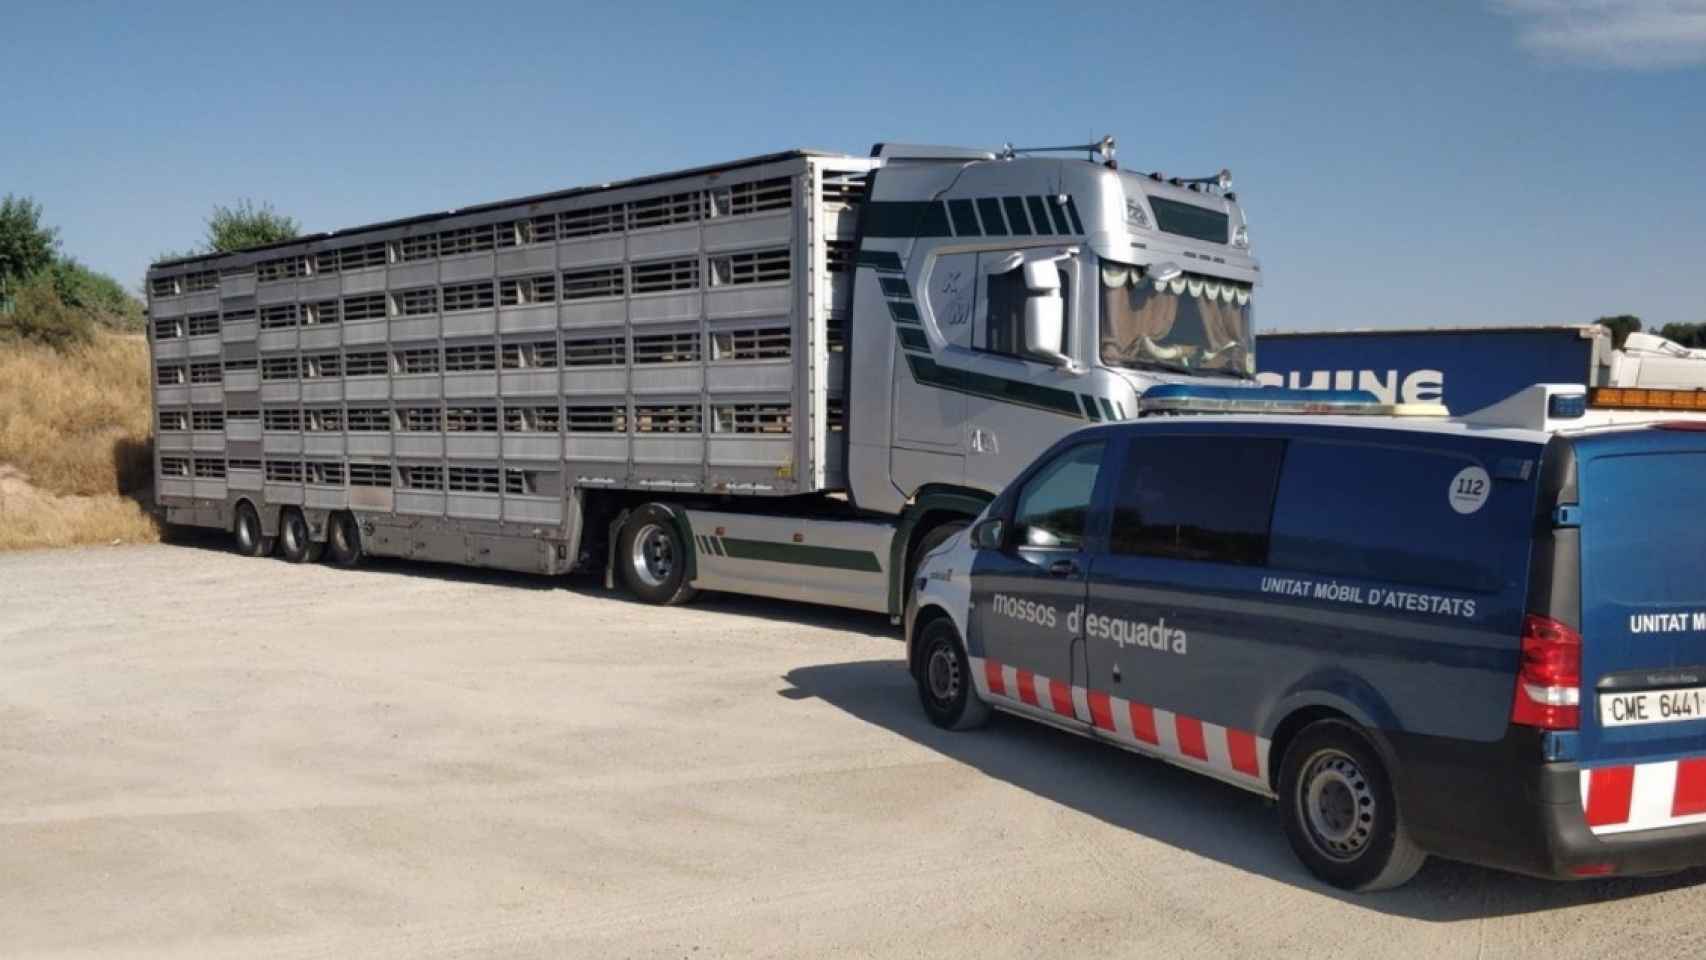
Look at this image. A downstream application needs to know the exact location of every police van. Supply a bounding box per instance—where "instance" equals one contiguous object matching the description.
[906,383,1706,890]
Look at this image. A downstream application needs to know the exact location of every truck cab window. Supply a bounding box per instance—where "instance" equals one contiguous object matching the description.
[1012,441,1104,549]
[979,256,1072,359]
[1111,437,1284,564]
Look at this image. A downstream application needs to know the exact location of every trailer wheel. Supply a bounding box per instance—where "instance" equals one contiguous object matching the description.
[916,618,990,731]
[277,508,323,564]
[617,505,698,605]
[1278,719,1426,891]
[233,501,273,558]
[325,512,362,568]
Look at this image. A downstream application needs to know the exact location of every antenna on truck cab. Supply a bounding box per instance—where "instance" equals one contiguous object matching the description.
[999,135,1118,169]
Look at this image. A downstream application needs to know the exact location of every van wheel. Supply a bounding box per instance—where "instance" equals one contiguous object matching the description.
[233,502,274,558]
[1278,720,1426,891]
[277,508,323,564]
[916,618,990,731]
[326,512,362,568]
[617,505,698,605]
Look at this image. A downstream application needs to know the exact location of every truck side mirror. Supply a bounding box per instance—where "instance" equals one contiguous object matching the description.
[1021,260,1070,366]
[970,517,1006,551]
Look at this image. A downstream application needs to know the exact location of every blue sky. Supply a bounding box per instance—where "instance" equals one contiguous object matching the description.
[3,0,1702,332]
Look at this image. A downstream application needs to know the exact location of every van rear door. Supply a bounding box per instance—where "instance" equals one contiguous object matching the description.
[1575,426,1706,787]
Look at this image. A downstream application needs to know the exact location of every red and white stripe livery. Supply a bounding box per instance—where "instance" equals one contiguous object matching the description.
[1580,758,1706,836]
[970,656,1272,794]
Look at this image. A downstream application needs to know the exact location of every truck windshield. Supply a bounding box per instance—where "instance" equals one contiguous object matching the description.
[1099,259,1254,377]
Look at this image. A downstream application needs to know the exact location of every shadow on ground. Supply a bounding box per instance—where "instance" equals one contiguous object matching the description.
[781,657,1706,922]
[157,534,897,638]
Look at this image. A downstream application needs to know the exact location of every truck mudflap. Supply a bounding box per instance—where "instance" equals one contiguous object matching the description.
[1386,727,1706,879]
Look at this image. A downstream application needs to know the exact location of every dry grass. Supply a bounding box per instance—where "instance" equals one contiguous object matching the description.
[0,467,159,550]
[0,334,160,550]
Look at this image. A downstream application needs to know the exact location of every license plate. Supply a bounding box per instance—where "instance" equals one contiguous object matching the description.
[1600,687,1706,727]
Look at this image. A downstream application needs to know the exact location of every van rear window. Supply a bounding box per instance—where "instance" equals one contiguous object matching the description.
[1268,440,1509,592]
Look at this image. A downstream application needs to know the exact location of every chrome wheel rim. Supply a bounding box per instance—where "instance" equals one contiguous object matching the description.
[926,642,960,704]
[1298,748,1376,861]
[628,522,674,588]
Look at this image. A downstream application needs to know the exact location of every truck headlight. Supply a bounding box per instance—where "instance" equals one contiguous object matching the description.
[1232,224,1249,249]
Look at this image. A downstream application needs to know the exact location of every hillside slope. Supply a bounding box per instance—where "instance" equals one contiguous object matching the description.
[0,335,160,550]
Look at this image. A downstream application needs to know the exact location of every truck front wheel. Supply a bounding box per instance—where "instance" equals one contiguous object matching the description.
[617,505,698,605]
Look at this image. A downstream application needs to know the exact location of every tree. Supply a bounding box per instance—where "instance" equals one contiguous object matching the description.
[1659,323,1706,349]
[0,195,60,300]
[47,257,145,331]
[203,199,299,253]
[1595,314,1641,349]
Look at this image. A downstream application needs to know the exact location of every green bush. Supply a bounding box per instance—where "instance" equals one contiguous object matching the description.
[46,258,144,331]
[1,276,95,348]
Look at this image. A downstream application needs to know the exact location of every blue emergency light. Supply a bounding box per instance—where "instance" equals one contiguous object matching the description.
[1139,384,1389,416]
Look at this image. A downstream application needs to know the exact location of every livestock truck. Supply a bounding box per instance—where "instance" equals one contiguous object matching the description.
[1257,324,1706,415]
[146,138,1260,617]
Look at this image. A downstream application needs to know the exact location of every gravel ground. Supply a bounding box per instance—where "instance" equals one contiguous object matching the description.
[2,540,1704,959]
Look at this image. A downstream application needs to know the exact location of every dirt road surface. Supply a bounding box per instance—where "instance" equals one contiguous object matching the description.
[3,542,1704,959]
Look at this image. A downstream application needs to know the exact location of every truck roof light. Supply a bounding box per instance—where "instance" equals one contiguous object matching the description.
[1511,614,1581,731]
[1137,385,1447,417]
[1591,386,1706,411]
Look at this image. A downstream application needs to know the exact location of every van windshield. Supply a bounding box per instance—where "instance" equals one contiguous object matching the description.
[1099,259,1254,377]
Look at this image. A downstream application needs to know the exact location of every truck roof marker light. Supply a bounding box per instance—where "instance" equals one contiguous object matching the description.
[1511,614,1581,731]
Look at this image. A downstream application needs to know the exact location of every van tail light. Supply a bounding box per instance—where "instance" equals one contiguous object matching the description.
[1511,614,1582,730]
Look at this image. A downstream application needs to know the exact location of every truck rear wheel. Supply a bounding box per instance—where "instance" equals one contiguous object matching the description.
[326,512,362,568]
[1278,720,1426,891]
[617,505,698,605]
[233,502,273,558]
[277,508,323,564]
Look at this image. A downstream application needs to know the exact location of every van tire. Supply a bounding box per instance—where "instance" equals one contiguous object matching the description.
[277,508,322,564]
[1278,720,1426,891]
[233,502,273,558]
[326,512,362,568]
[617,505,698,605]
[916,618,990,731]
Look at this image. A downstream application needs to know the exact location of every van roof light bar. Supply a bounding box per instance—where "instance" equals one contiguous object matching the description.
[1139,384,1447,417]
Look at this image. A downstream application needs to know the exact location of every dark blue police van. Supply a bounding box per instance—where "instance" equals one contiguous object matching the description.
[907,386,1706,890]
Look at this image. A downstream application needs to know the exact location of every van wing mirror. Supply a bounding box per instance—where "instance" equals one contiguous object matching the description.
[970,517,1006,551]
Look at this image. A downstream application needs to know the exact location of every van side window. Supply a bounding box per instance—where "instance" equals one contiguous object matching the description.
[1012,441,1105,549]
[1110,437,1284,564]
[1268,440,1506,592]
